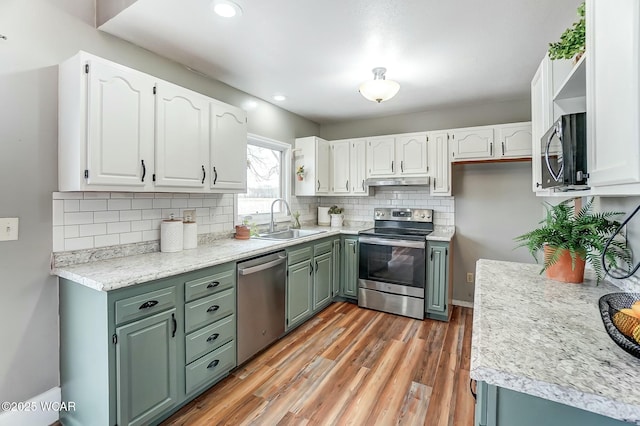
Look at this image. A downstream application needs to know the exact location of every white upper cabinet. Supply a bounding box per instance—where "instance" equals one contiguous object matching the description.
[294,136,330,196]
[366,137,396,177]
[154,81,209,189]
[210,102,247,192]
[429,132,451,196]
[59,51,248,193]
[59,52,155,191]
[330,140,351,194]
[450,128,495,161]
[496,123,532,158]
[586,0,640,192]
[531,56,554,192]
[396,133,429,175]
[350,139,368,194]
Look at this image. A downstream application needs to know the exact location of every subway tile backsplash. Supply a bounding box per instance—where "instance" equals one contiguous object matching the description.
[53,192,235,252]
[323,187,455,226]
[52,189,450,254]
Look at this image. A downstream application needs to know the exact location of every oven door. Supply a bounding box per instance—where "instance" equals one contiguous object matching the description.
[358,236,426,298]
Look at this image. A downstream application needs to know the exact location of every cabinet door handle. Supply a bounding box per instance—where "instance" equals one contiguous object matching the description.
[141,160,146,182]
[362,180,365,191]
[433,178,436,190]
[207,359,220,369]
[469,379,477,401]
[430,248,434,261]
[353,243,356,254]
[317,180,320,191]
[489,142,493,156]
[315,261,318,271]
[139,300,158,310]
[213,166,218,185]
[207,305,220,313]
[536,182,542,188]
[206,333,220,343]
[201,165,206,184]
[309,262,314,275]
[206,281,220,289]
[346,180,349,191]
[501,141,505,156]
[171,313,177,338]
[401,161,404,173]
[391,161,394,172]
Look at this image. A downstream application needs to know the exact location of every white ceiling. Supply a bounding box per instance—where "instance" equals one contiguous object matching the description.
[100,0,583,124]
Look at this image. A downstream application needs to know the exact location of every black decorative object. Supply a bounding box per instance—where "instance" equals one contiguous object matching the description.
[598,292,640,359]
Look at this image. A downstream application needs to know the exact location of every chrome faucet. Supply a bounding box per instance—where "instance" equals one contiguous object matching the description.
[269,198,291,233]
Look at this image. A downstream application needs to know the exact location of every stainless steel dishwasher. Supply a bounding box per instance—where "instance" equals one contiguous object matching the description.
[237,251,287,364]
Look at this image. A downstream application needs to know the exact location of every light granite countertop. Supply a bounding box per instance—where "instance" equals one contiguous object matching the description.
[54,225,368,292]
[426,226,455,242]
[470,259,640,424]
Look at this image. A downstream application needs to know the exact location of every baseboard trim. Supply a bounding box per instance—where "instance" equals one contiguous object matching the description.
[453,299,474,308]
[0,386,60,426]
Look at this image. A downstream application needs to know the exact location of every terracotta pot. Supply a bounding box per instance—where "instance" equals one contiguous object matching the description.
[544,246,586,283]
[235,225,250,240]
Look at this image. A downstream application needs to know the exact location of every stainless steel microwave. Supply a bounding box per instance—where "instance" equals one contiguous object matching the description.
[540,113,588,190]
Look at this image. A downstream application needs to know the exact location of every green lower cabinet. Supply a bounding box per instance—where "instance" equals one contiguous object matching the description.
[59,261,237,426]
[116,309,178,426]
[313,251,332,309]
[426,241,451,321]
[286,260,313,329]
[475,381,633,426]
[332,238,341,297]
[341,237,358,299]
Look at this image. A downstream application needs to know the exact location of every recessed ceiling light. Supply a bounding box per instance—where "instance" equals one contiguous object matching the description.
[273,95,286,102]
[211,0,242,18]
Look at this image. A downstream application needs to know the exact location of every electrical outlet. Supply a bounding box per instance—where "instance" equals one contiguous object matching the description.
[466,272,474,283]
[0,218,19,241]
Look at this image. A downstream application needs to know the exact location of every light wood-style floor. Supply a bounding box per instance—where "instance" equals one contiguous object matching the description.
[163,302,475,426]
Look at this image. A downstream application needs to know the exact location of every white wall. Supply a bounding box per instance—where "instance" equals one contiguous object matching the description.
[0,0,319,404]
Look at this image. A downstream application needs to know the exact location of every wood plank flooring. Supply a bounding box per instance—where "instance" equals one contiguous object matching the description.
[163,302,475,426]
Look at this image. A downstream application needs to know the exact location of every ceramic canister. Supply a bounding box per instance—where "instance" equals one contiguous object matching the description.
[183,221,197,250]
[161,217,183,253]
[318,206,330,226]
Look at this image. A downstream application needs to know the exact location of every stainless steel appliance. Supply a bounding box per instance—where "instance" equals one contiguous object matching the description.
[541,112,588,190]
[358,208,433,319]
[237,251,287,364]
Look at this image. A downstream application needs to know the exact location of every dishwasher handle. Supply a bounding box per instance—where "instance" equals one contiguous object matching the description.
[238,255,287,276]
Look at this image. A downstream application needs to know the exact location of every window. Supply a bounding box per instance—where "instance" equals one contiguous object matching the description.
[237,134,291,224]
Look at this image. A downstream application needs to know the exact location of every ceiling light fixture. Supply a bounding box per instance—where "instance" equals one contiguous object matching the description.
[211,0,242,18]
[359,67,400,103]
[273,95,286,101]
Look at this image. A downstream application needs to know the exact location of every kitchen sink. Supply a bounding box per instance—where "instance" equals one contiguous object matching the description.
[255,229,327,240]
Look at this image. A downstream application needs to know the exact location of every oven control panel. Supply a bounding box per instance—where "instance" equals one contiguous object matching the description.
[373,208,433,222]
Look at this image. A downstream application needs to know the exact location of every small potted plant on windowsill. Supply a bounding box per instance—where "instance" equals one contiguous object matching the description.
[328,205,344,228]
[514,199,631,284]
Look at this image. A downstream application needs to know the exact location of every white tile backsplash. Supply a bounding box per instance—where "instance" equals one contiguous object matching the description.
[53,192,236,252]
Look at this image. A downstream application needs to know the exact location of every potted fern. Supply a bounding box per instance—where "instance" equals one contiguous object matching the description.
[515,199,631,284]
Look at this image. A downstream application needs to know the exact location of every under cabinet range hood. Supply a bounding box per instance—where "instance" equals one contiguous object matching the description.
[364,176,430,186]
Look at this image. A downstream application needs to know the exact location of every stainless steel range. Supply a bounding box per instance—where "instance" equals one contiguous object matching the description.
[358,208,433,320]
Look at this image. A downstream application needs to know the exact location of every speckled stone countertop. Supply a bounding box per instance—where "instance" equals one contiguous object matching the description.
[470,259,640,424]
[53,224,368,292]
[426,226,455,242]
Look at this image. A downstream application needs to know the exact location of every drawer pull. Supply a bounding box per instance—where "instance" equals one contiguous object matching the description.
[171,313,177,338]
[206,281,220,289]
[207,305,220,313]
[139,300,159,310]
[207,359,220,369]
[469,379,477,401]
[206,333,220,343]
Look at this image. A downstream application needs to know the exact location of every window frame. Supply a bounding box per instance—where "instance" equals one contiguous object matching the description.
[235,133,291,226]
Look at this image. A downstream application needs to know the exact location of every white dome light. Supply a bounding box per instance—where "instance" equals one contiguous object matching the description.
[359,67,400,103]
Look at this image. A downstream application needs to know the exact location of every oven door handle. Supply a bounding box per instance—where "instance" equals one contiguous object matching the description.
[358,236,426,249]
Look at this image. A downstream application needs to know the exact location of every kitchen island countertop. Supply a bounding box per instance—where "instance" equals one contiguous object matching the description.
[471,259,640,424]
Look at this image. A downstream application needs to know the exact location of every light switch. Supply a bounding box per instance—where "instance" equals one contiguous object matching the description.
[0,218,19,241]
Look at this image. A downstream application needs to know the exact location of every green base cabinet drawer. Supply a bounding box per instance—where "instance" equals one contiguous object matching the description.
[287,246,312,265]
[115,286,176,325]
[185,340,236,395]
[184,269,234,302]
[185,288,235,333]
[314,240,332,256]
[185,314,235,364]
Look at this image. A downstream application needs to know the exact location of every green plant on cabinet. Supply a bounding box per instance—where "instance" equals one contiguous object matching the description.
[548,2,585,60]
